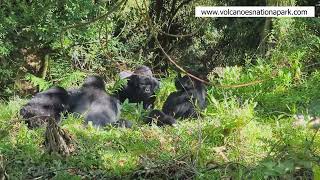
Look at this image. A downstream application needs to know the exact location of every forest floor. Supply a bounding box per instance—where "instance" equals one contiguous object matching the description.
[1,70,320,179]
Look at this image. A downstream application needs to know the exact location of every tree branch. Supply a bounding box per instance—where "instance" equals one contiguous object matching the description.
[60,0,128,49]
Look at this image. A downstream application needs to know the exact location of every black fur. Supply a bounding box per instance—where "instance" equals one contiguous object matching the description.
[111,119,133,128]
[68,75,125,128]
[145,109,176,126]
[116,65,160,109]
[20,86,69,128]
[162,75,206,119]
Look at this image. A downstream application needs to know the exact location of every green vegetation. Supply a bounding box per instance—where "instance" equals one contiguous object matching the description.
[1,0,320,179]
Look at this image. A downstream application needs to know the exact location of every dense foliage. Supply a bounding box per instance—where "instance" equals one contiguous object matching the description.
[0,0,320,179]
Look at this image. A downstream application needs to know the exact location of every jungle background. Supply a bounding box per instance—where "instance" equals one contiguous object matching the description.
[0,0,320,179]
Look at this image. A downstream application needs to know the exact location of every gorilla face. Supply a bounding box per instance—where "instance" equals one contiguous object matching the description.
[116,65,160,109]
[129,75,159,98]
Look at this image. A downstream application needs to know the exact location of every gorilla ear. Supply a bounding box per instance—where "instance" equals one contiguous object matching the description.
[152,78,160,89]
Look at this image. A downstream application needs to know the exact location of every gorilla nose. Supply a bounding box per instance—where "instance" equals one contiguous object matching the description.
[145,88,151,93]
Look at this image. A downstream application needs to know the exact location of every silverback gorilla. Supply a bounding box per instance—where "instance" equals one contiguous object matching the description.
[162,74,206,119]
[116,65,160,109]
[20,86,69,128]
[68,75,131,128]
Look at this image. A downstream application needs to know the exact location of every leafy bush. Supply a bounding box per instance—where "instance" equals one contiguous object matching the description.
[0,0,320,179]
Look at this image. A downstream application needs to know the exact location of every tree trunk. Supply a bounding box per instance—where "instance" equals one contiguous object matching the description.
[0,155,8,180]
[259,17,272,56]
[44,118,75,157]
[259,0,295,56]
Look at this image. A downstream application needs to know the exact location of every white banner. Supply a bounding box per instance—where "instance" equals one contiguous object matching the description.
[195,6,315,17]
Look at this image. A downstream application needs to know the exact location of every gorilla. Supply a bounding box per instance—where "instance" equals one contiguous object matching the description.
[144,109,176,127]
[20,86,69,128]
[115,65,160,109]
[162,74,206,119]
[68,75,131,128]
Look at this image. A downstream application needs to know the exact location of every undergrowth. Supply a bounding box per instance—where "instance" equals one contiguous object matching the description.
[1,67,320,179]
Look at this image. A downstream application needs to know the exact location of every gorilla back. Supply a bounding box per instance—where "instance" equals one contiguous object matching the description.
[162,75,206,119]
[68,75,121,128]
[20,86,69,128]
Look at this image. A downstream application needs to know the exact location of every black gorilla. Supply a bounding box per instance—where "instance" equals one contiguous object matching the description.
[115,65,160,109]
[162,75,206,119]
[20,86,69,128]
[68,75,131,128]
[145,109,176,127]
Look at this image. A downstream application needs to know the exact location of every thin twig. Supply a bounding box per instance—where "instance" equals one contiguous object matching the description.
[60,0,128,49]
[135,0,273,89]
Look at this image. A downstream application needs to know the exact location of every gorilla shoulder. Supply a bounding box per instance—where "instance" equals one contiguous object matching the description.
[20,86,69,128]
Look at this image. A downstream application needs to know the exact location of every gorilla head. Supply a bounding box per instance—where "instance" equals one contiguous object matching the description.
[82,75,105,90]
[20,86,69,128]
[145,109,176,127]
[133,65,153,76]
[116,65,160,109]
[128,74,159,98]
[162,75,206,119]
[175,74,204,91]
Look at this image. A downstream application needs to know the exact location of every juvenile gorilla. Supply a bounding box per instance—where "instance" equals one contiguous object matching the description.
[116,65,160,109]
[162,75,206,119]
[20,86,69,128]
[68,75,130,128]
[145,109,176,127]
